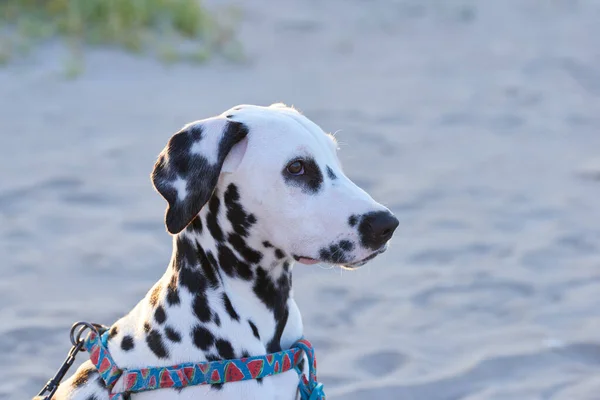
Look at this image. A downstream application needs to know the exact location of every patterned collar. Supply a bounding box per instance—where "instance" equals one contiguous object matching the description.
[84,327,325,400]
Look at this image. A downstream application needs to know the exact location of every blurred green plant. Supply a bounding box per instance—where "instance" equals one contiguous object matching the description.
[0,0,243,75]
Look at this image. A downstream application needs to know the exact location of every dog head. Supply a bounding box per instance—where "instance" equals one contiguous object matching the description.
[152,103,398,268]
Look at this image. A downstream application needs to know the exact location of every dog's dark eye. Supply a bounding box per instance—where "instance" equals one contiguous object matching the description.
[286,160,305,175]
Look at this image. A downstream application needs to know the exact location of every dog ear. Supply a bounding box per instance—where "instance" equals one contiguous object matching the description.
[151,117,249,235]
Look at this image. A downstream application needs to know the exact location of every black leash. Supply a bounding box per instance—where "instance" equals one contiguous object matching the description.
[36,322,104,400]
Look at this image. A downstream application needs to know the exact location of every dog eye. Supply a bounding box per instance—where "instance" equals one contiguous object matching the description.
[286,160,305,175]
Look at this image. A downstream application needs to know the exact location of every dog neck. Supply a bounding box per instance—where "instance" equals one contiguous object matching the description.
[167,211,298,354]
[107,184,302,368]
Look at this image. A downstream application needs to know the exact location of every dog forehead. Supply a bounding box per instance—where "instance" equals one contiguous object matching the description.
[228,104,334,154]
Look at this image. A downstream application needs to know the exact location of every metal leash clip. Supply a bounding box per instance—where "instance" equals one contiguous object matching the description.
[36,322,104,400]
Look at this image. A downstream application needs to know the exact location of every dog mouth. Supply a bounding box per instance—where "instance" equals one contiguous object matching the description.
[294,246,388,267]
[344,248,387,268]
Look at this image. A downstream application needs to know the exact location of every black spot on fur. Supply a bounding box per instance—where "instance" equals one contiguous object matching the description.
[121,335,135,351]
[267,307,289,353]
[73,367,96,387]
[339,240,354,251]
[146,330,169,359]
[86,396,99,400]
[216,339,235,359]
[175,236,198,269]
[206,193,224,242]
[149,284,161,307]
[108,325,118,340]
[211,383,224,391]
[192,325,215,350]
[154,305,166,324]
[283,261,290,273]
[179,266,206,294]
[348,215,358,227]
[326,165,337,180]
[213,313,221,327]
[143,322,151,333]
[188,216,203,234]
[318,240,352,263]
[222,293,240,321]
[248,320,260,340]
[217,244,253,280]
[274,248,285,259]
[165,326,181,342]
[282,157,323,194]
[224,184,257,238]
[262,241,273,248]
[257,377,263,384]
[253,267,291,349]
[228,233,263,264]
[166,275,180,306]
[253,267,279,312]
[201,249,220,288]
[192,292,212,323]
[226,114,233,118]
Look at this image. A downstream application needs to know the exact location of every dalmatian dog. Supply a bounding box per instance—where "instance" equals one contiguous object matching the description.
[47,103,399,400]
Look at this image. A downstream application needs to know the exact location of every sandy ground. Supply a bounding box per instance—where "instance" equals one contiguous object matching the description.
[2,0,600,399]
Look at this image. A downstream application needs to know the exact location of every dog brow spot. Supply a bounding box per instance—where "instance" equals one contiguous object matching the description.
[348,215,358,227]
[282,156,324,194]
[121,335,135,351]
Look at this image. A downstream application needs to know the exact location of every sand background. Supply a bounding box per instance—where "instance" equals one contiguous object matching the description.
[2,0,600,399]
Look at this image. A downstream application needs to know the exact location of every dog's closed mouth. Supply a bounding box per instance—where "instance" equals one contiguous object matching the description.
[345,248,387,268]
[295,256,320,265]
[294,246,387,268]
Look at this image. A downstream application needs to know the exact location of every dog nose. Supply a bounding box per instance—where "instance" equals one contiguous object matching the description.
[359,211,399,250]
